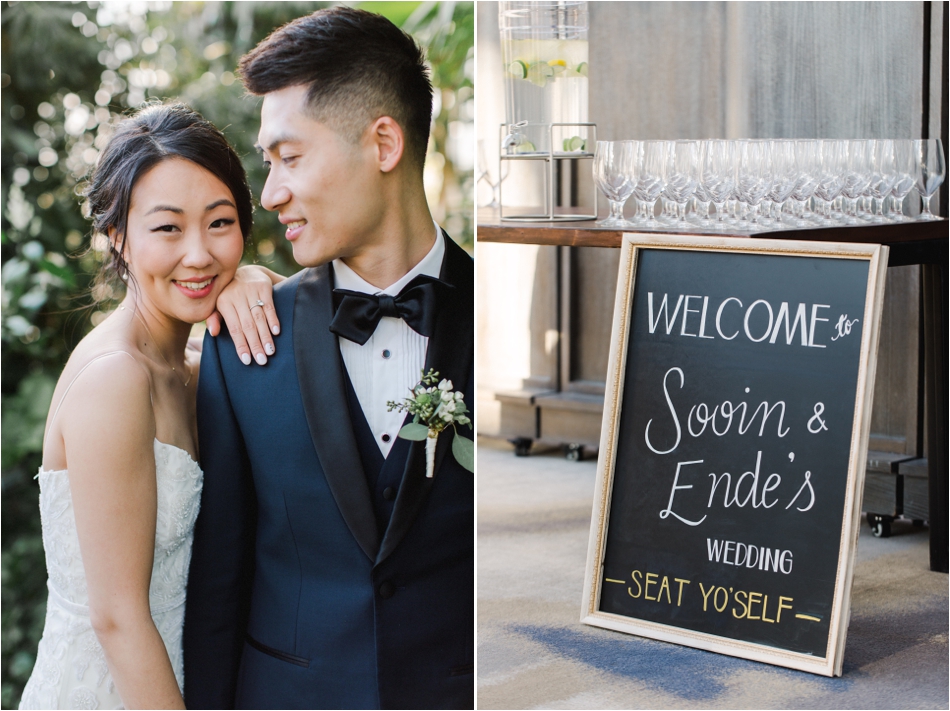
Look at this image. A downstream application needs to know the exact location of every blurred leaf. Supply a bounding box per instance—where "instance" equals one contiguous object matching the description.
[38,260,75,287]
[359,1,422,27]
[17,289,47,310]
[2,258,29,284]
[7,653,34,683]
[1,371,55,469]
[3,316,32,337]
[20,242,43,262]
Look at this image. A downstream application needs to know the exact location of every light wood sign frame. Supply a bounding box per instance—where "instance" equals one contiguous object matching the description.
[581,233,889,677]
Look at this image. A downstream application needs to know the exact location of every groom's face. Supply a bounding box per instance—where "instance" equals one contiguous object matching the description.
[258,84,381,268]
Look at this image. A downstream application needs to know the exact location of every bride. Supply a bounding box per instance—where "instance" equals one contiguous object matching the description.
[19,103,281,709]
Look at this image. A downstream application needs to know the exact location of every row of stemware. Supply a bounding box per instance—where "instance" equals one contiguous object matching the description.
[593,138,946,229]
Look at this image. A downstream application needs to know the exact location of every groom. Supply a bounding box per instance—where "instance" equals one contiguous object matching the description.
[182,8,473,709]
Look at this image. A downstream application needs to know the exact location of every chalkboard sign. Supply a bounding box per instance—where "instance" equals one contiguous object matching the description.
[581,233,888,677]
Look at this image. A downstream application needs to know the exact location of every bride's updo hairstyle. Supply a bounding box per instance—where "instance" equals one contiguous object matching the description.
[85,102,253,299]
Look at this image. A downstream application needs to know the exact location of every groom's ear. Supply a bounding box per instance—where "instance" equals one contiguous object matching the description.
[370,116,405,173]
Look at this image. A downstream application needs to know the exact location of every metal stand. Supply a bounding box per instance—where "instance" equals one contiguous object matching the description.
[499,122,598,222]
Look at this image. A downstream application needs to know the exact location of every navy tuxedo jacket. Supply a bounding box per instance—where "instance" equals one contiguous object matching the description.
[182,234,474,709]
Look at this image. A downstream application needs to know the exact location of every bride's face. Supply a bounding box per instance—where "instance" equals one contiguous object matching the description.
[120,158,245,324]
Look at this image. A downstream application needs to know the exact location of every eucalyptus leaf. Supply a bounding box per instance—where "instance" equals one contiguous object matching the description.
[399,422,429,441]
[451,432,474,472]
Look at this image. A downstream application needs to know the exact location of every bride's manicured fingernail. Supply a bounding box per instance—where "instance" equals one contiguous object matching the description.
[265,344,274,355]
[241,353,252,365]
[256,353,267,365]
[272,325,280,335]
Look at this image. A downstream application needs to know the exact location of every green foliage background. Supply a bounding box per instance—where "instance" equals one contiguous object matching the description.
[0,1,473,706]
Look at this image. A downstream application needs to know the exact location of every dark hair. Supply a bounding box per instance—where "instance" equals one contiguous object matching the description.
[239,6,433,170]
[85,102,253,299]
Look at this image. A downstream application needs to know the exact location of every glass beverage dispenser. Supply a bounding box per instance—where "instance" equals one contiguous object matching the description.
[500,0,589,154]
[498,1,596,221]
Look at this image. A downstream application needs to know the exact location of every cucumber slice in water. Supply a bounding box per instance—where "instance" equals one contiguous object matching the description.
[515,141,537,154]
[576,62,588,77]
[561,136,587,152]
[526,62,554,87]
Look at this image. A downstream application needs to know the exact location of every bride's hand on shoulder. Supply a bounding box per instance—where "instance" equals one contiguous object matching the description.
[207,265,285,366]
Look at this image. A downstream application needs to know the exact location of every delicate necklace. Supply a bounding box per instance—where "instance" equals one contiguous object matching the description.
[120,306,192,388]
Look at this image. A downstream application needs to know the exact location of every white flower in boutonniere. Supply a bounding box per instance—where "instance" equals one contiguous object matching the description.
[387,368,474,478]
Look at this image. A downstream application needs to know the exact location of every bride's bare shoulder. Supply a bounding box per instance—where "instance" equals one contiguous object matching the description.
[61,308,144,375]
[42,309,159,473]
[52,315,154,429]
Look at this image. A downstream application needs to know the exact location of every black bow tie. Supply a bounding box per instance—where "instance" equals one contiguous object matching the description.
[329,274,451,345]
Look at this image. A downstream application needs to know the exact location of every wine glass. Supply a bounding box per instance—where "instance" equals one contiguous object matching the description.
[791,140,820,226]
[815,139,847,222]
[634,140,669,227]
[666,140,701,226]
[477,139,507,209]
[914,138,946,220]
[593,140,637,227]
[702,139,737,228]
[693,179,712,225]
[889,140,916,221]
[659,192,676,223]
[841,139,872,224]
[736,140,771,224]
[768,140,797,225]
[867,139,897,222]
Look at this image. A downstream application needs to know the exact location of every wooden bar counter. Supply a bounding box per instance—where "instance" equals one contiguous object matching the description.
[478,207,947,265]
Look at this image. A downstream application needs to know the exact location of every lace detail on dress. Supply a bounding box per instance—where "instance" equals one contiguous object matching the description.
[19,440,203,710]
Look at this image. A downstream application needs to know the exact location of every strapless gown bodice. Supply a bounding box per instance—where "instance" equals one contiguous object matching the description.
[19,440,203,710]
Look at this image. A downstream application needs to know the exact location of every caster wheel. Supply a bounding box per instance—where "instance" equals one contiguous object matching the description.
[868,513,892,538]
[564,444,584,462]
[508,437,533,457]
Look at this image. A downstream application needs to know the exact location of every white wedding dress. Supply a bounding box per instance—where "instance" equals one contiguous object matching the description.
[19,437,203,709]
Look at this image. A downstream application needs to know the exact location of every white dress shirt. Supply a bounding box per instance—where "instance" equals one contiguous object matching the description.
[333,222,445,457]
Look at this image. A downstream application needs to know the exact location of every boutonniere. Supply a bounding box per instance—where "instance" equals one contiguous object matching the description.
[387,369,474,478]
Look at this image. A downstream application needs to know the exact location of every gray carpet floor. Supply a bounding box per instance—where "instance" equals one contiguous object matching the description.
[477,438,949,709]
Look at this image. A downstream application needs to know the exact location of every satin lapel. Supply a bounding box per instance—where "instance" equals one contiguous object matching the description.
[377,233,474,565]
[294,265,379,561]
